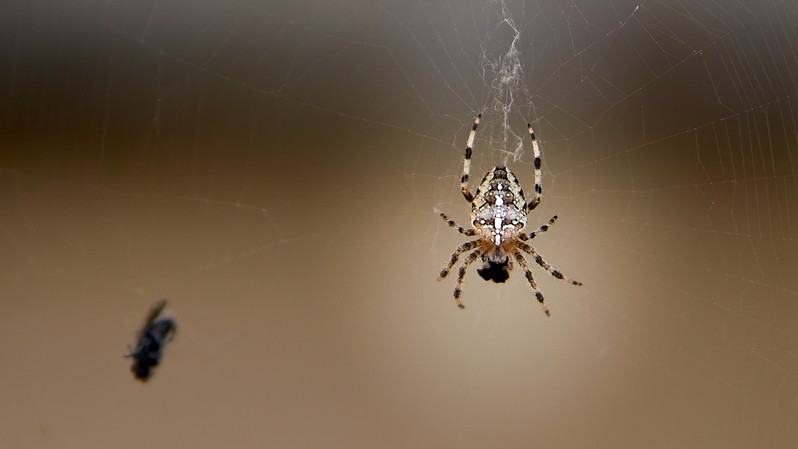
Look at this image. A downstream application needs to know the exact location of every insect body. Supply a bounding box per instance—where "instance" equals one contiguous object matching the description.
[437,114,582,316]
[126,299,176,382]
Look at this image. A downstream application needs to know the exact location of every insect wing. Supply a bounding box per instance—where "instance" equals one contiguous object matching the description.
[137,299,167,340]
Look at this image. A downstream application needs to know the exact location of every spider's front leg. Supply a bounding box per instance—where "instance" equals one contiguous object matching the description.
[439,240,479,280]
[453,250,481,309]
[517,242,583,286]
[513,252,550,316]
[460,114,480,203]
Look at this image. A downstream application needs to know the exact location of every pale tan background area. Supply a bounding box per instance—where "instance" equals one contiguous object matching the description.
[2,0,798,448]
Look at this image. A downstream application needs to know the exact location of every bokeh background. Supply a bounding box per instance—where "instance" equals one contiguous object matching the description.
[2,0,798,448]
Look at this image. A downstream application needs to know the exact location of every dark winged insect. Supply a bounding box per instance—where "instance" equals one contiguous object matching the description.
[126,299,177,382]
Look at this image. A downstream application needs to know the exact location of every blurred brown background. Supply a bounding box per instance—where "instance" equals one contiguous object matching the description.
[1,0,798,448]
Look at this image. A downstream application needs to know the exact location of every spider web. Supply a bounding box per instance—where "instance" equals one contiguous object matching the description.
[1,0,798,448]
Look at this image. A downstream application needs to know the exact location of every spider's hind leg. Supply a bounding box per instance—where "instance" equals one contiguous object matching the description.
[526,123,543,212]
[460,114,481,203]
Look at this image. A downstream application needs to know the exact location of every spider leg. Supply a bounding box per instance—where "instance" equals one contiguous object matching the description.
[453,249,481,309]
[460,114,480,203]
[519,215,558,241]
[526,123,543,212]
[435,209,476,236]
[513,252,550,316]
[438,240,479,280]
[517,242,583,286]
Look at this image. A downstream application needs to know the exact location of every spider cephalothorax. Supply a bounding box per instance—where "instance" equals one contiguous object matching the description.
[436,114,582,316]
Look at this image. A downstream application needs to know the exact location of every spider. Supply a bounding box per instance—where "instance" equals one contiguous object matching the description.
[436,114,582,316]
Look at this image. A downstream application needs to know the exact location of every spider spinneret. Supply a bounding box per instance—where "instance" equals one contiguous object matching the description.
[436,114,582,316]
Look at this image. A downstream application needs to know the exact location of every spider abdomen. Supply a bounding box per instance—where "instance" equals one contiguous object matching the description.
[471,166,527,246]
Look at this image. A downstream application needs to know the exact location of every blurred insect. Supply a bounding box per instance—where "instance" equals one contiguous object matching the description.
[126,299,177,382]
